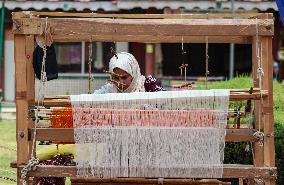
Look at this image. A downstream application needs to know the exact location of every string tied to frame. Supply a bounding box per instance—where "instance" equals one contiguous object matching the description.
[88,39,94,94]
[254,178,264,185]
[179,35,188,82]
[253,130,265,147]
[257,67,264,79]
[205,36,209,88]
[254,18,265,147]
[178,12,189,83]
[20,157,39,185]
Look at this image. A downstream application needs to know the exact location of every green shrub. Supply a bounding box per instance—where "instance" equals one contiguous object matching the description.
[203,77,284,184]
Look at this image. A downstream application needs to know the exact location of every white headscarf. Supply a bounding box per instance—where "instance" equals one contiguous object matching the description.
[94,52,145,94]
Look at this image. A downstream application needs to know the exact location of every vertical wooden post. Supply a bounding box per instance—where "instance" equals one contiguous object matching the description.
[15,34,35,185]
[261,36,275,185]
[239,178,244,185]
[26,35,35,156]
[252,37,264,167]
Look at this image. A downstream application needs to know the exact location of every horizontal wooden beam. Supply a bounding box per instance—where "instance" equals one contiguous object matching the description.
[13,11,273,20]
[40,90,268,107]
[53,35,252,44]
[34,128,258,142]
[13,17,273,42]
[21,165,276,179]
[70,178,231,185]
[43,88,265,100]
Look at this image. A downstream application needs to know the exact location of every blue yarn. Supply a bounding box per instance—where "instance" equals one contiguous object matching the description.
[276,0,284,25]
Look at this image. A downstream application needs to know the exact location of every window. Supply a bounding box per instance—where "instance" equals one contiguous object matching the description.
[55,42,82,73]
[54,42,114,75]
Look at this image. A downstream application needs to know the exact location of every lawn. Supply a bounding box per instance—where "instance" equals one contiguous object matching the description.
[0,76,283,184]
[0,120,17,185]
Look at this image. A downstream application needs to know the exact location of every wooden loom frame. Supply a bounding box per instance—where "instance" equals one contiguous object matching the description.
[12,11,276,185]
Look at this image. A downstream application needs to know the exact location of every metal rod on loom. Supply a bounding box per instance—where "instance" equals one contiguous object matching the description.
[42,88,264,100]
[38,90,269,107]
[32,109,247,121]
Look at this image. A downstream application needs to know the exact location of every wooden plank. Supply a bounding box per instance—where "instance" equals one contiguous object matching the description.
[13,17,273,37]
[13,18,43,35]
[53,35,252,44]
[251,36,264,167]
[15,11,273,20]
[15,35,30,185]
[15,35,29,164]
[70,182,229,185]
[25,35,35,158]
[21,165,276,179]
[70,178,231,185]
[261,36,275,185]
[238,178,244,185]
[261,36,275,166]
[71,182,227,185]
[34,128,258,142]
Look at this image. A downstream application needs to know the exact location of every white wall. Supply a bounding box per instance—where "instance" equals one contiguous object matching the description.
[35,77,108,97]
[4,40,15,102]
[116,42,129,53]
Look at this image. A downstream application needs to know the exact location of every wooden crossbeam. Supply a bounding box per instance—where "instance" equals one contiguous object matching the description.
[54,36,251,44]
[12,17,273,42]
[20,165,276,179]
[70,178,231,185]
[39,90,268,107]
[14,11,272,19]
[12,12,273,43]
[34,128,258,142]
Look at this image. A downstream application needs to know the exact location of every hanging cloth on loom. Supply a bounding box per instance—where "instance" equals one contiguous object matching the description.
[276,0,284,25]
[33,44,58,81]
[71,89,229,178]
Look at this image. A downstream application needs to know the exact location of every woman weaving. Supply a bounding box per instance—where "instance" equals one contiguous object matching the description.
[36,51,164,185]
[96,51,165,93]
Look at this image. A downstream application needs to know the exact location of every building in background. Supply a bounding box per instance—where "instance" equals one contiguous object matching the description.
[0,0,280,102]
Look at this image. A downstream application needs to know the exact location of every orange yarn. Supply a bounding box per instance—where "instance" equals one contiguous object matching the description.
[50,108,73,128]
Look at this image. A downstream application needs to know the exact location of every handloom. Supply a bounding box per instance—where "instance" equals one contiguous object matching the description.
[12,12,276,185]
[71,90,229,178]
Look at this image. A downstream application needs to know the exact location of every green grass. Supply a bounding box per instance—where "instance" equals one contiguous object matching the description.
[0,120,17,185]
[273,81,284,125]
[199,76,284,125]
[198,76,253,89]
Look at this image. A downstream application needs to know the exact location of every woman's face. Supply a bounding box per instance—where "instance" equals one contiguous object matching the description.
[112,68,133,92]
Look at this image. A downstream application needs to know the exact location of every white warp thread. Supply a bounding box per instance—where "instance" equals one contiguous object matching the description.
[71,89,229,178]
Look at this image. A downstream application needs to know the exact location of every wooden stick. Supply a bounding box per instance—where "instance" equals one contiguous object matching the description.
[261,36,275,185]
[15,35,35,185]
[252,36,264,168]
[33,128,258,142]
[71,178,231,185]
[15,11,273,19]
[19,165,276,179]
[39,91,269,107]
[54,35,252,44]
